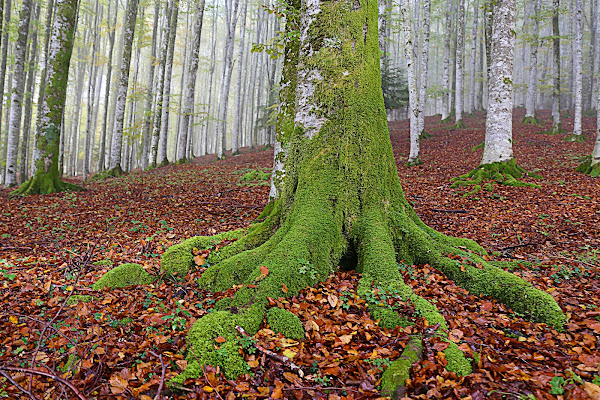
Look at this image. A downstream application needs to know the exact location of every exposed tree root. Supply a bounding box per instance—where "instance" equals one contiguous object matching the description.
[419,130,432,140]
[575,156,600,177]
[453,119,466,129]
[450,159,542,197]
[174,158,190,165]
[381,337,422,398]
[536,123,566,135]
[521,115,540,125]
[90,165,126,181]
[406,157,423,167]
[440,113,455,124]
[562,134,586,143]
[11,173,83,196]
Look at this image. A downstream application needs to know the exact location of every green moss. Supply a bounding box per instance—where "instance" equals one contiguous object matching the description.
[521,115,540,125]
[90,165,126,181]
[419,130,432,140]
[66,295,93,305]
[536,123,565,135]
[450,159,541,195]
[562,134,586,143]
[380,338,422,395]
[576,156,600,177]
[471,141,484,152]
[370,306,410,329]
[444,341,472,376]
[406,157,423,167]
[240,170,270,182]
[160,229,247,276]
[93,259,113,267]
[266,307,305,340]
[453,119,466,129]
[92,263,155,290]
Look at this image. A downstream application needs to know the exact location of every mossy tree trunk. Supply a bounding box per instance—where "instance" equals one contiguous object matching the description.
[163,0,565,389]
[13,0,81,195]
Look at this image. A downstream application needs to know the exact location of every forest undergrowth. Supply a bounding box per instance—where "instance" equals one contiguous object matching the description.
[1,109,599,399]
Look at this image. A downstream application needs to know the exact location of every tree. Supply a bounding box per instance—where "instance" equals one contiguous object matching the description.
[441,0,452,121]
[417,0,431,137]
[566,0,584,141]
[135,0,565,393]
[3,0,33,186]
[13,0,81,195]
[523,0,540,124]
[108,0,140,175]
[454,0,466,128]
[176,0,207,163]
[549,0,563,133]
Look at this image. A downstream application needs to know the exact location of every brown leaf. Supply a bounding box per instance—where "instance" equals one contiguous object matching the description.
[215,336,226,343]
[282,283,288,293]
[584,382,600,400]
[260,265,269,275]
[327,294,338,308]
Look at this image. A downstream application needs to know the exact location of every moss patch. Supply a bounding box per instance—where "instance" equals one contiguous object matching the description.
[575,156,600,177]
[453,119,466,129]
[450,159,542,196]
[380,338,422,396]
[92,263,155,290]
[266,307,305,340]
[562,134,586,143]
[93,259,113,267]
[521,115,540,125]
[66,295,93,305]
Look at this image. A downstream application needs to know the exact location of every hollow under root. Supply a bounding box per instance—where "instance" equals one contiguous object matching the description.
[576,156,600,177]
[450,159,542,197]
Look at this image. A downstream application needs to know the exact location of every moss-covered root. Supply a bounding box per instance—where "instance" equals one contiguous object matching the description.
[563,134,587,143]
[405,157,423,167]
[450,159,542,196]
[419,130,432,140]
[381,338,422,398]
[576,156,600,177]
[11,173,83,196]
[536,123,566,135]
[453,119,466,129]
[266,307,305,340]
[90,165,126,181]
[521,115,540,125]
[93,263,156,290]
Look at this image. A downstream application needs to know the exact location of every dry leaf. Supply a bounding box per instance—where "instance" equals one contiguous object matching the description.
[327,294,338,308]
[215,336,226,343]
[282,283,288,293]
[584,382,600,400]
[260,265,269,275]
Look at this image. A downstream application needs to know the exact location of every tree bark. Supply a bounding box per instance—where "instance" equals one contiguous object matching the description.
[14,0,81,195]
[141,0,160,170]
[417,0,431,136]
[551,0,561,130]
[232,0,248,155]
[468,0,479,114]
[454,0,466,127]
[524,0,540,122]
[83,0,100,180]
[441,0,451,120]
[4,0,33,186]
[570,0,583,137]
[400,0,420,165]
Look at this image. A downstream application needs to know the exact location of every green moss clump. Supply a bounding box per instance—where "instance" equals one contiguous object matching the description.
[240,170,270,182]
[576,156,600,177]
[521,115,540,125]
[160,229,247,276]
[450,159,541,196]
[471,141,484,152]
[536,123,565,135]
[66,295,93,305]
[453,119,466,129]
[380,338,422,396]
[406,157,423,167]
[266,307,305,340]
[419,130,432,140]
[92,263,155,290]
[93,259,113,267]
[562,134,586,143]
[370,306,410,330]
[90,165,126,181]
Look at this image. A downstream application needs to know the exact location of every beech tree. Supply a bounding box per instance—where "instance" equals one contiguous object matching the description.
[566,0,584,141]
[102,0,567,393]
[454,0,465,128]
[523,0,540,124]
[13,0,80,195]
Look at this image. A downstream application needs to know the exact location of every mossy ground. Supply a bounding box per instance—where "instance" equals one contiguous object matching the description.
[93,263,156,290]
[90,165,126,181]
[562,134,586,143]
[266,307,305,340]
[450,159,542,197]
[575,156,600,177]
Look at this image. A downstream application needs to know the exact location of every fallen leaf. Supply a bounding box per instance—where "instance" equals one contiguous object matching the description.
[283,349,296,359]
[215,336,226,343]
[282,283,288,293]
[584,382,600,400]
[260,265,269,275]
[327,294,338,308]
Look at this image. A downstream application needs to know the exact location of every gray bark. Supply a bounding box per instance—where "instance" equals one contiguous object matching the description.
[455,0,465,124]
[525,0,540,119]
[417,0,431,135]
[468,0,479,114]
[232,0,248,155]
[441,0,451,120]
[572,0,583,136]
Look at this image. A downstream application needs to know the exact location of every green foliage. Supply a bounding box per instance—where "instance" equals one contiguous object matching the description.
[92,263,155,290]
[381,60,408,110]
[575,156,600,177]
[162,307,191,331]
[266,307,305,340]
[240,169,271,182]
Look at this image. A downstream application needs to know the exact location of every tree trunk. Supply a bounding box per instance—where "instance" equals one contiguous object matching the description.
[232,0,248,156]
[83,0,100,180]
[441,0,451,120]
[0,0,12,157]
[109,0,139,173]
[14,0,81,195]
[400,0,420,165]
[417,0,431,136]
[157,1,179,166]
[481,0,515,164]
[141,0,160,170]
[454,0,465,127]
[524,0,540,123]
[570,0,583,138]
[4,0,32,186]
[158,0,564,390]
[177,0,206,163]
[551,0,561,130]
[468,0,479,114]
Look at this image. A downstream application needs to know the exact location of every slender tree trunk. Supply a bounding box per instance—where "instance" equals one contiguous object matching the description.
[141,0,160,169]
[468,0,479,114]
[478,29,485,109]
[4,0,32,186]
[83,0,100,180]
[400,0,420,165]
[157,1,179,165]
[109,0,139,172]
[417,0,431,135]
[97,3,118,171]
[551,0,562,129]
[0,0,12,156]
[524,0,540,122]
[441,0,451,120]
[481,0,515,164]
[232,1,248,155]
[454,0,466,126]
[70,48,87,177]
[15,0,80,195]
[571,0,583,137]
[177,0,206,162]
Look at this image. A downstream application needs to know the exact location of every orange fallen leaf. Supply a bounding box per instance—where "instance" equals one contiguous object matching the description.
[282,283,288,293]
[215,336,226,343]
[260,265,269,275]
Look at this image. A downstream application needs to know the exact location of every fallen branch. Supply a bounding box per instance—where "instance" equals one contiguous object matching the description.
[0,369,39,400]
[496,242,537,252]
[148,351,167,400]
[429,209,468,214]
[0,366,87,400]
[235,326,304,377]
[381,337,423,400]
[0,246,32,251]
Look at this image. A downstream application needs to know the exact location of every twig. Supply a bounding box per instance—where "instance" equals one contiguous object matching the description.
[235,326,304,377]
[496,242,537,251]
[429,209,468,214]
[0,369,39,400]
[186,347,225,400]
[0,246,32,251]
[283,386,360,393]
[148,351,167,400]
[0,366,87,400]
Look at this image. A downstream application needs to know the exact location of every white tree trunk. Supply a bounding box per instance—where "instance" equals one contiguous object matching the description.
[441,0,451,120]
[572,0,583,136]
[110,0,139,170]
[400,0,420,163]
[157,1,179,164]
[417,0,431,135]
[481,0,515,165]
[232,0,248,155]
[83,1,100,179]
[177,0,206,162]
[455,0,465,125]
[141,0,160,169]
[468,0,479,114]
[4,0,32,186]
[524,0,540,120]
[215,0,240,159]
[552,0,561,128]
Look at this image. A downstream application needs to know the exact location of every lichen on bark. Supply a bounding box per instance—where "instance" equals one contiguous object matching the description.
[161,0,565,391]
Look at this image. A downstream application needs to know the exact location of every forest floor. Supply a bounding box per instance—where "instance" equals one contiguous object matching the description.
[1,109,599,400]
